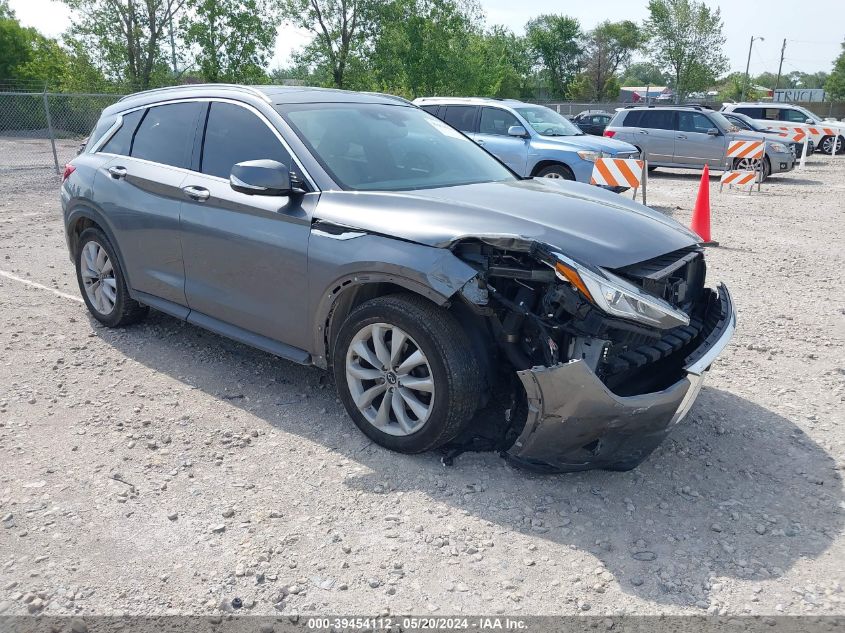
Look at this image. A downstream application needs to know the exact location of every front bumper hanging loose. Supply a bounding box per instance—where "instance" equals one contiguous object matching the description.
[506,283,736,472]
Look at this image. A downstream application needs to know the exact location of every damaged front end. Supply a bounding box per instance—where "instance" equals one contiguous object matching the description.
[452,239,736,473]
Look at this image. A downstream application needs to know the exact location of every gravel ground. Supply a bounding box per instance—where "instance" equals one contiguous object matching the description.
[0,151,843,619]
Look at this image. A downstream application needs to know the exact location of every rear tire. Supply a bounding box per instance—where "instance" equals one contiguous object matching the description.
[75,227,148,327]
[333,294,481,454]
[536,164,575,180]
[820,135,845,155]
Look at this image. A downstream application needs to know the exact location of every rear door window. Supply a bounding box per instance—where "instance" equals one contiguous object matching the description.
[100,110,144,156]
[762,108,780,120]
[131,102,202,168]
[638,110,675,130]
[420,105,440,115]
[734,107,762,118]
[621,110,643,126]
[678,111,714,133]
[442,105,478,133]
[201,102,291,180]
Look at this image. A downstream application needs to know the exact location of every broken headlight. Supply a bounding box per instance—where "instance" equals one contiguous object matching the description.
[552,253,690,330]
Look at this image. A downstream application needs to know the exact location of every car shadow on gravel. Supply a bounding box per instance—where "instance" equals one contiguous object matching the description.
[96,312,843,609]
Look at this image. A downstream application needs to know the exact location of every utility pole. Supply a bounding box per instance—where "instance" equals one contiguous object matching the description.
[742,35,764,101]
[774,38,787,91]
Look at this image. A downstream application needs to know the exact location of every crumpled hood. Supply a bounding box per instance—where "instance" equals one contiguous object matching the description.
[534,133,638,155]
[313,178,701,270]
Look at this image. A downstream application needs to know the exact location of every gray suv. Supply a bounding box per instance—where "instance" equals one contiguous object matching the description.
[62,84,735,473]
[605,105,794,179]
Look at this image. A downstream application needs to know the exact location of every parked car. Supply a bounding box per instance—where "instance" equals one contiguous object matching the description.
[604,105,795,179]
[721,102,844,155]
[722,111,814,157]
[62,84,735,473]
[413,97,639,189]
[571,111,613,136]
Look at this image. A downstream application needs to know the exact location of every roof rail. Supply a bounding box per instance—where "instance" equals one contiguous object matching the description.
[360,91,413,105]
[118,83,271,103]
[623,103,711,111]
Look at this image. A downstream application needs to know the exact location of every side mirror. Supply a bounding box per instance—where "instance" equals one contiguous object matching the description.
[230,159,292,196]
[707,128,720,136]
[508,125,528,138]
[805,118,814,124]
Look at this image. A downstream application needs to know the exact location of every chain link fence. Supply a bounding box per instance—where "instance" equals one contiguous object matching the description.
[0,91,124,174]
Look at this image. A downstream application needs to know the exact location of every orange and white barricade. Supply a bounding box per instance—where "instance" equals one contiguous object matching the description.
[763,125,806,141]
[590,157,647,201]
[726,140,765,191]
[719,170,757,193]
[805,127,840,155]
[763,126,811,169]
[726,140,765,159]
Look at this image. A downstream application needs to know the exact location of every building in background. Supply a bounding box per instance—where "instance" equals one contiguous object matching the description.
[619,86,671,103]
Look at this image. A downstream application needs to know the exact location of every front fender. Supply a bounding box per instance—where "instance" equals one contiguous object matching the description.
[308,228,479,368]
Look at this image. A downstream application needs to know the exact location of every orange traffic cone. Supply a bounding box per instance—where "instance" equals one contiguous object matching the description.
[690,165,718,246]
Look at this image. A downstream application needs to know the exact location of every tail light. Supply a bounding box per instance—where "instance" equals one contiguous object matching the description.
[603,130,616,138]
[62,164,76,182]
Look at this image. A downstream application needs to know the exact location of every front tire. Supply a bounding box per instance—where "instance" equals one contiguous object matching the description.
[536,164,575,180]
[333,294,481,454]
[75,227,148,327]
[733,156,770,181]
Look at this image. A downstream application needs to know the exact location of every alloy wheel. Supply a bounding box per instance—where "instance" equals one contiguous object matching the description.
[735,157,760,172]
[80,241,117,315]
[345,322,435,436]
[543,172,564,179]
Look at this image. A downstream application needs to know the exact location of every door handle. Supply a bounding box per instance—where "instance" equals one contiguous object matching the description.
[677,134,688,139]
[638,130,649,135]
[107,166,127,179]
[182,185,210,202]
[475,139,485,146]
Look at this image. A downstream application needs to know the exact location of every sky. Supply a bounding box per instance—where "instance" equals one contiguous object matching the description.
[8,0,844,78]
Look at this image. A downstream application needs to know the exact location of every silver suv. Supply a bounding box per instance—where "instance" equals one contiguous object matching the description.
[61,84,735,473]
[605,105,794,179]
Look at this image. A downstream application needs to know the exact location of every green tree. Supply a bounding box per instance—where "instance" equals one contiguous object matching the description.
[368,0,482,98]
[182,0,277,82]
[525,14,583,98]
[61,0,186,90]
[468,26,532,98]
[718,71,762,102]
[644,0,727,101]
[0,2,35,80]
[826,40,845,99]
[619,62,667,86]
[577,20,641,101]
[754,71,794,90]
[279,0,377,89]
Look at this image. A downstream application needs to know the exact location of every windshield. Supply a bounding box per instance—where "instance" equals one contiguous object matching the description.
[726,114,754,131]
[515,106,584,137]
[279,103,515,191]
[709,111,740,133]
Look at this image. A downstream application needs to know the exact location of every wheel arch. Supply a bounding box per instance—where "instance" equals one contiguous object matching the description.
[529,159,575,179]
[66,206,133,289]
[322,280,497,408]
[316,273,472,370]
